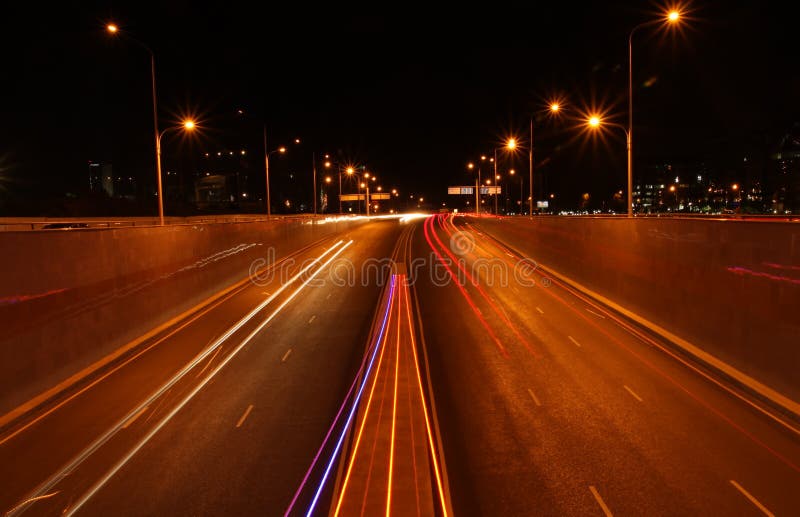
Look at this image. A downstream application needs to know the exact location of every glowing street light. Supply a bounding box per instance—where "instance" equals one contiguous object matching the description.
[627,8,684,216]
[106,21,165,223]
[529,101,564,217]
[155,120,196,221]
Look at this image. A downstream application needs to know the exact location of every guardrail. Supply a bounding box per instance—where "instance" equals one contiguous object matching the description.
[0,214,343,232]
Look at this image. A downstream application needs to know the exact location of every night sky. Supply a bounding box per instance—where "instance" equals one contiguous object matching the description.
[1,1,798,215]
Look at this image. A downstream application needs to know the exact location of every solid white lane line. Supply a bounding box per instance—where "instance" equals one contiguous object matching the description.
[623,385,643,402]
[568,335,582,348]
[195,345,222,378]
[19,241,352,517]
[527,389,541,407]
[536,307,544,315]
[586,308,606,319]
[121,406,149,429]
[589,486,613,517]
[308,315,316,324]
[282,349,292,363]
[236,405,254,428]
[730,480,775,517]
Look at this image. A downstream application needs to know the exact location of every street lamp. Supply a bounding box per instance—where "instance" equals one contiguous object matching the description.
[628,9,683,216]
[529,102,563,218]
[586,115,630,208]
[265,139,298,216]
[156,120,196,221]
[493,138,516,215]
[106,22,163,223]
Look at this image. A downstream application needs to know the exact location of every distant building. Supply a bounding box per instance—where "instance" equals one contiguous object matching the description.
[766,125,800,213]
[88,161,114,197]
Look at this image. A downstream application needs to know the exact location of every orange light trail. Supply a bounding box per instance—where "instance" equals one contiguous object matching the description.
[423,216,508,356]
[386,277,402,516]
[433,214,540,357]
[333,280,397,516]
[402,275,449,516]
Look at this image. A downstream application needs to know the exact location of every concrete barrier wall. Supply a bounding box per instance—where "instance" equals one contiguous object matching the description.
[471,216,800,403]
[0,217,363,415]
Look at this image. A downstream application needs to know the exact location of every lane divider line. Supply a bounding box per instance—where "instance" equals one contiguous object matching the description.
[729,480,774,517]
[624,385,643,403]
[568,336,582,348]
[303,275,396,517]
[589,486,614,517]
[308,315,316,324]
[281,349,292,363]
[527,389,542,407]
[285,275,394,517]
[536,307,544,315]
[13,240,351,517]
[236,405,254,428]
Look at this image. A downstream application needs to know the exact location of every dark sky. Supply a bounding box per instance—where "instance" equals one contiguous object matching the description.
[1,1,798,214]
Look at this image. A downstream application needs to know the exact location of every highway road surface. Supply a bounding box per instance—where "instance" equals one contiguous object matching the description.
[1,214,798,516]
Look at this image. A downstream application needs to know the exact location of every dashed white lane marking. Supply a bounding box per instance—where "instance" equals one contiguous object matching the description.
[730,480,774,516]
[308,315,316,324]
[589,486,613,517]
[236,404,254,428]
[326,293,332,300]
[568,335,582,348]
[262,291,271,296]
[527,389,542,406]
[586,308,606,319]
[536,307,544,315]
[121,406,149,429]
[623,385,643,402]
[505,252,515,258]
[281,349,292,363]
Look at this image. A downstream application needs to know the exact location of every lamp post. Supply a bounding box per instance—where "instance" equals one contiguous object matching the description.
[264,137,299,217]
[493,139,516,216]
[106,23,162,223]
[628,9,682,216]
[156,120,196,222]
[587,115,632,209]
[528,102,562,218]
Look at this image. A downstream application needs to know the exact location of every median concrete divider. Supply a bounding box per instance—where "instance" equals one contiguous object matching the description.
[470,216,800,414]
[0,217,365,419]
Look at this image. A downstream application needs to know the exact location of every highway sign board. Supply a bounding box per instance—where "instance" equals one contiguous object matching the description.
[448,186,500,195]
[340,194,365,201]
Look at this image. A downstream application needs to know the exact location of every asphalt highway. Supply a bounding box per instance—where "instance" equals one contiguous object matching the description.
[1,214,798,516]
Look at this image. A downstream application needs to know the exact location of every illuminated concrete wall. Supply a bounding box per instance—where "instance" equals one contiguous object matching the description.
[0,218,363,415]
[472,216,800,403]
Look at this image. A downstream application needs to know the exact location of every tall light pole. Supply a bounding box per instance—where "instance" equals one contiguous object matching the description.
[264,137,299,217]
[343,166,355,214]
[312,153,317,215]
[529,102,561,218]
[156,120,196,222]
[628,9,682,216]
[493,139,516,215]
[106,23,162,223]
[587,115,631,206]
